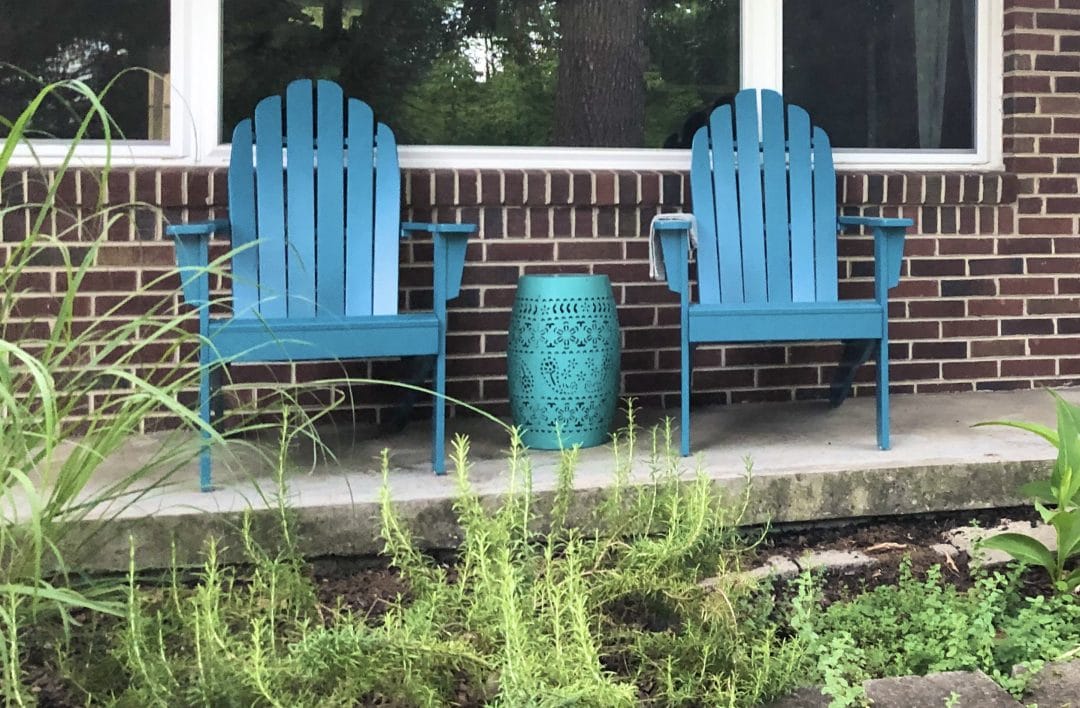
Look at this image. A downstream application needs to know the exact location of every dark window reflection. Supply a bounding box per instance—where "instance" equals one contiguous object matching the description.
[221,0,740,148]
[0,1,170,141]
[784,0,975,150]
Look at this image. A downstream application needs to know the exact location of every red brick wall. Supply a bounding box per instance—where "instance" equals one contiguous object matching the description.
[1,1,1077,427]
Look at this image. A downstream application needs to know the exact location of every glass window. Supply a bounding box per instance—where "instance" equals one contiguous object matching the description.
[783,0,976,150]
[220,0,740,149]
[0,1,171,141]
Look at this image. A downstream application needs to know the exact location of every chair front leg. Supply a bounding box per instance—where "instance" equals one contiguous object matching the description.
[198,344,214,492]
[433,350,447,475]
[681,337,692,457]
[876,334,890,450]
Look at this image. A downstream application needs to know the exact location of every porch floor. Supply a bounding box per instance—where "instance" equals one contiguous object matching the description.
[50,388,1079,570]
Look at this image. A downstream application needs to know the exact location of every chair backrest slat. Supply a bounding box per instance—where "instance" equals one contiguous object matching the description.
[734,91,767,303]
[253,96,288,319]
[229,120,259,318]
[315,80,346,317]
[285,81,316,319]
[787,105,816,302]
[692,88,841,308]
[344,97,375,317]
[228,80,402,321]
[690,128,721,304]
[760,90,791,303]
[812,126,838,301]
[371,123,400,316]
[708,105,743,304]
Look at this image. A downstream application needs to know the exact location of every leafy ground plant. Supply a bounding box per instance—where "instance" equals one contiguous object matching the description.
[976,390,1080,592]
[788,560,1080,706]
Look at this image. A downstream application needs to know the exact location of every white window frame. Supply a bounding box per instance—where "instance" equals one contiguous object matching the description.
[8,0,1003,172]
[6,0,201,167]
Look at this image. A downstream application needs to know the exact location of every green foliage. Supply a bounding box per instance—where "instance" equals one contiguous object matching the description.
[401,47,556,146]
[375,421,802,706]
[0,79,222,705]
[789,561,1080,705]
[88,417,803,705]
[977,391,1080,591]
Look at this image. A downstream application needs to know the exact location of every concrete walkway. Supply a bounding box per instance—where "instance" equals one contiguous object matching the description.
[41,388,1079,570]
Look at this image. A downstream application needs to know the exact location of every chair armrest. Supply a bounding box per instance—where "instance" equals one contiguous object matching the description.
[837,215,912,229]
[401,222,477,237]
[165,219,231,237]
[653,217,695,232]
[167,220,230,306]
[657,227,692,297]
[838,216,912,293]
[403,222,477,304]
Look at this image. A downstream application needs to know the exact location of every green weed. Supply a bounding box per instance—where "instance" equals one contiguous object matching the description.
[976,390,1080,592]
[789,559,1080,705]
[83,411,803,706]
[0,77,227,705]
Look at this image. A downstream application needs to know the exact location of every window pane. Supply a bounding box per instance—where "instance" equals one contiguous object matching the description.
[784,0,975,150]
[221,0,739,148]
[0,1,170,141]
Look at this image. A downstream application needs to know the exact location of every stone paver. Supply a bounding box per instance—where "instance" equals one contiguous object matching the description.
[944,521,1057,568]
[744,555,801,582]
[863,671,1022,707]
[762,686,831,707]
[1022,659,1080,708]
[701,555,800,588]
[932,542,960,560]
[797,550,876,574]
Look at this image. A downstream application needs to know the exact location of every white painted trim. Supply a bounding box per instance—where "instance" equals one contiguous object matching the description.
[182,0,223,162]
[9,0,1004,173]
[980,0,1006,171]
[398,145,691,171]
[7,0,197,167]
[742,0,783,93]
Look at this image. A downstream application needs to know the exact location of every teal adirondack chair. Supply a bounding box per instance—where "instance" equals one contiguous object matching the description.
[656,89,912,456]
[167,79,475,491]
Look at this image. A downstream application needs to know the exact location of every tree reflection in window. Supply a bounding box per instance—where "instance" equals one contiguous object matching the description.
[221,0,741,148]
[0,0,170,141]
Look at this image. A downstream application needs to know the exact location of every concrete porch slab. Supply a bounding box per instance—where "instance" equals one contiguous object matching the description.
[32,388,1079,571]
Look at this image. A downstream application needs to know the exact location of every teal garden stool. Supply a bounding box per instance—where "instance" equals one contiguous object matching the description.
[506,274,621,449]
